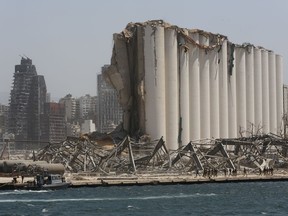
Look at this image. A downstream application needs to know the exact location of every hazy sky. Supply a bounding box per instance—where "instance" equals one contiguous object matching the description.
[1,0,287,105]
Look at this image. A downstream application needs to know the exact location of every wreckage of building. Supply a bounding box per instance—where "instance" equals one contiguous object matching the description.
[34,132,288,175]
[2,131,288,177]
[103,20,283,151]
[2,20,286,177]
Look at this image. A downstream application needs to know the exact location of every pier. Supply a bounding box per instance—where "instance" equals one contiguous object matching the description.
[67,173,288,187]
[1,171,288,190]
[1,173,288,190]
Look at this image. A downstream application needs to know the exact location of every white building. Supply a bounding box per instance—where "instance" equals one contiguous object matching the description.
[78,94,96,120]
[0,104,9,138]
[59,94,76,122]
[81,119,96,134]
[105,20,284,150]
[97,72,123,133]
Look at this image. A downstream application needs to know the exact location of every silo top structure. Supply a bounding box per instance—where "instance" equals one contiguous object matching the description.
[104,20,283,151]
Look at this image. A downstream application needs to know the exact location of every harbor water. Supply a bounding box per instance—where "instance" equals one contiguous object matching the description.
[0,181,288,215]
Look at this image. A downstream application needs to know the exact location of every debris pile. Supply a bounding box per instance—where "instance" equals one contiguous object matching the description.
[36,134,169,174]
[171,133,288,174]
[35,132,288,175]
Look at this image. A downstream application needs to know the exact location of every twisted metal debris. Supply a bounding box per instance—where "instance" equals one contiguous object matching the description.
[35,132,288,175]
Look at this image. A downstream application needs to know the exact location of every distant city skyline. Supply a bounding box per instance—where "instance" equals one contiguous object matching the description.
[1,0,288,105]
[0,93,9,105]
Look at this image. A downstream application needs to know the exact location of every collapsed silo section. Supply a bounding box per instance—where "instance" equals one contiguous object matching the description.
[102,32,132,132]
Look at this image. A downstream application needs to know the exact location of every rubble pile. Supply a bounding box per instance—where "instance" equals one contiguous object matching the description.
[35,132,288,175]
[171,134,288,173]
[36,133,169,174]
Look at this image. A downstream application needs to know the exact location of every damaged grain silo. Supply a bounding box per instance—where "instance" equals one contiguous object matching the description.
[104,20,283,151]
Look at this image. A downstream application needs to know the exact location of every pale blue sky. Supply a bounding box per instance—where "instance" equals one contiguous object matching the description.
[0,0,287,104]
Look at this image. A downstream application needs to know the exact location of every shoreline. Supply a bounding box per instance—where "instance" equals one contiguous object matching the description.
[68,173,288,187]
[1,173,288,190]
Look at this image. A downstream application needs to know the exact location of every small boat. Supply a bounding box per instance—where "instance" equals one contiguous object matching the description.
[25,173,70,190]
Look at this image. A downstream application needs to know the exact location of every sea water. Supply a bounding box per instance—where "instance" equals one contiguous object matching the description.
[0,181,287,216]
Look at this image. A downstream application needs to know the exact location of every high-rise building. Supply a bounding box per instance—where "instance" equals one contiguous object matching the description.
[27,75,47,141]
[79,96,89,119]
[59,94,76,122]
[0,104,9,139]
[59,94,97,136]
[46,93,51,103]
[41,102,66,143]
[8,57,47,149]
[97,68,123,133]
[78,94,96,120]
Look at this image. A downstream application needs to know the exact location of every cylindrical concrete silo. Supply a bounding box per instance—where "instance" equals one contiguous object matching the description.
[254,48,262,133]
[144,25,166,141]
[228,47,237,138]
[219,40,229,138]
[276,54,283,133]
[136,26,146,132]
[261,50,270,134]
[209,48,220,138]
[245,46,255,134]
[165,28,179,150]
[199,34,210,139]
[268,52,277,134]
[189,32,201,141]
[107,21,286,145]
[179,31,190,146]
[235,47,247,136]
